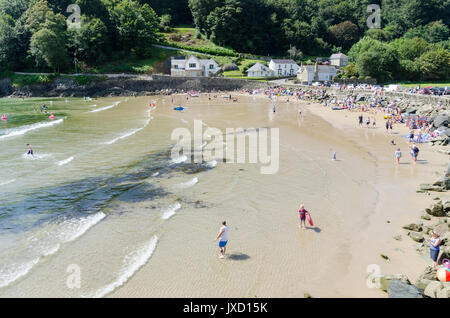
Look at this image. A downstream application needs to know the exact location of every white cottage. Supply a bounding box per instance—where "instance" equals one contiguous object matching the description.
[246,62,274,78]
[268,59,300,77]
[329,53,348,68]
[170,55,220,77]
[297,63,337,83]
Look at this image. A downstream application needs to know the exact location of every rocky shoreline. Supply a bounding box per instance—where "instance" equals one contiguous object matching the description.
[299,89,450,298]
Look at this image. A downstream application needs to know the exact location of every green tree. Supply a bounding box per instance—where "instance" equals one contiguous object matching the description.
[109,0,160,57]
[68,16,108,64]
[328,21,359,50]
[417,47,450,80]
[0,13,15,69]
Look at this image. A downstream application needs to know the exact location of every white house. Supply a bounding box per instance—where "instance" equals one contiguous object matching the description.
[329,53,348,68]
[268,59,300,77]
[297,63,337,83]
[171,55,220,77]
[246,62,274,78]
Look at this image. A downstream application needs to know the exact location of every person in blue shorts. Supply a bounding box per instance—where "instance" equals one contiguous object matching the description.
[215,221,229,259]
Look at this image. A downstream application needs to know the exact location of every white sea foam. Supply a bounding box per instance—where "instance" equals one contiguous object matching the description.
[86,236,158,298]
[161,202,182,220]
[175,177,198,189]
[105,128,143,145]
[0,212,105,289]
[104,113,151,145]
[171,155,187,164]
[0,119,64,140]
[152,172,159,177]
[22,153,52,160]
[0,179,16,186]
[89,101,120,113]
[57,156,74,166]
[0,258,39,288]
[56,212,106,243]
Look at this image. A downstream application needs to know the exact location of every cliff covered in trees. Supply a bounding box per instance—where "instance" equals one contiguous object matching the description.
[0,0,448,82]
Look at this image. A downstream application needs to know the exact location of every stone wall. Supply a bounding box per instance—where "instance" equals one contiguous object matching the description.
[3,75,270,98]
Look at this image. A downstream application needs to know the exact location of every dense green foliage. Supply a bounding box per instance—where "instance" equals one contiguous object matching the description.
[0,0,161,72]
[0,0,448,82]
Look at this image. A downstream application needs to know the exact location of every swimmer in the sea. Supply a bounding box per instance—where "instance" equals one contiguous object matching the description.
[26,144,34,156]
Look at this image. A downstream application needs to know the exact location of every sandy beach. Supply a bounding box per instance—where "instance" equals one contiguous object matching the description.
[0,92,447,298]
[105,93,446,298]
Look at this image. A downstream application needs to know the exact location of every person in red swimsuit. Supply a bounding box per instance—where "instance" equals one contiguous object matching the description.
[298,204,307,229]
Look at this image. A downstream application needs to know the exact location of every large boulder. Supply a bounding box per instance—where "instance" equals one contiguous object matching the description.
[421,184,445,192]
[437,285,450,298]
[415,278,436,290]
[408,231,424,242]
[426,201,445,217]
[388,280,423,298]
[402,223,423,232]
[444,201,450,213]
[433,177,450,190]
[373,274,410,292]
[418,266,437,281]
[424,281,444,298]
[433,115,449,128]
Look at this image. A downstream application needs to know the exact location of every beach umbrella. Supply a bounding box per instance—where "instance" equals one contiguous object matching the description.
[425,86,433,89]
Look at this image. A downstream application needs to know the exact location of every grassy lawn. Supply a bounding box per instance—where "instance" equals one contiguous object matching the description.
[162,27,238,57]
[0,71,58,87]
[223,59,267,78]
[87,47,180,74]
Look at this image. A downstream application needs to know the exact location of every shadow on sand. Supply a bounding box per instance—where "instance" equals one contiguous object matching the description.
[306,226,322,233]
[227,252,250,261]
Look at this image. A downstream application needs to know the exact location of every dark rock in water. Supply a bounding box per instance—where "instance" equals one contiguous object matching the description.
[433,115,449,128]
[421,214,432,221]
[388,280,423,298]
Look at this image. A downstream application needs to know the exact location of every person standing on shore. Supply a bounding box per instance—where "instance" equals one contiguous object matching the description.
[411,144,419,164]
[426,231,441,269]
[395,148,402,164]
[298,204,309,230]
[215,221,229,259]
[358,114,363,127]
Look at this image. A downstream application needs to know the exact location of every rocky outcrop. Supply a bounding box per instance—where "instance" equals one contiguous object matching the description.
[388,280,424,298]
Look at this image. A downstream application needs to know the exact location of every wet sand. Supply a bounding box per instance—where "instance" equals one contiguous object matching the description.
[109,94,446,298]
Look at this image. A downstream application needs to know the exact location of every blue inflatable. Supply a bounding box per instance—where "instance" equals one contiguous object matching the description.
[173,106,184,111]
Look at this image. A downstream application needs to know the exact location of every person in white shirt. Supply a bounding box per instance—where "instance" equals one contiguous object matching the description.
[215,221,229,259]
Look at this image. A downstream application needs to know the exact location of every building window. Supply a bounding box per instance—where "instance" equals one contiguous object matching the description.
[174,65,178,69]
[278,69,282,75]
[189,63,196,68]
[209,64,214,69]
